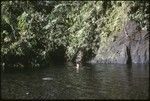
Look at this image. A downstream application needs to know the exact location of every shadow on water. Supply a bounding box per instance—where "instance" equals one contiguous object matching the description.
[1,63,149,99]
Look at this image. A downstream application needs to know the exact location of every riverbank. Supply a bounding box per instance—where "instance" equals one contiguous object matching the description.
[1,1,149,69]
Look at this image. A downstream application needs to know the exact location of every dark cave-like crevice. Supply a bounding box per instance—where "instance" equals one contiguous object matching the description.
[48,45,66,65]
[127,46,132,64]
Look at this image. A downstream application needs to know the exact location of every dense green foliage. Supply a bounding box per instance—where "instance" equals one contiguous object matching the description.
[1,1,149,69]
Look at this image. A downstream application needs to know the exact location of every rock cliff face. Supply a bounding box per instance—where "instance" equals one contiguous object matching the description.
[91,21,149,64]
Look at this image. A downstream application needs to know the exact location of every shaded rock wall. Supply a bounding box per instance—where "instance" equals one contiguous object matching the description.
[91,21,149,64]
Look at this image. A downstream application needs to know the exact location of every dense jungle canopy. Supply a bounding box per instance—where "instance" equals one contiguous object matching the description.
[1,1,149,69]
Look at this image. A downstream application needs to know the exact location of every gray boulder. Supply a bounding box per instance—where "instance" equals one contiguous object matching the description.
[91,20,149,64]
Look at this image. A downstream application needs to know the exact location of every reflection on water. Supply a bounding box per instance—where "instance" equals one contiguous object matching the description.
[1,63,149,99]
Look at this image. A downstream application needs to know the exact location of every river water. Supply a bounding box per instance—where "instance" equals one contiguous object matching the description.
[1,63,149,100]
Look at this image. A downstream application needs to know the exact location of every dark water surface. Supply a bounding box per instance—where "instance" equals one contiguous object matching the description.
[1,63,149,100]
